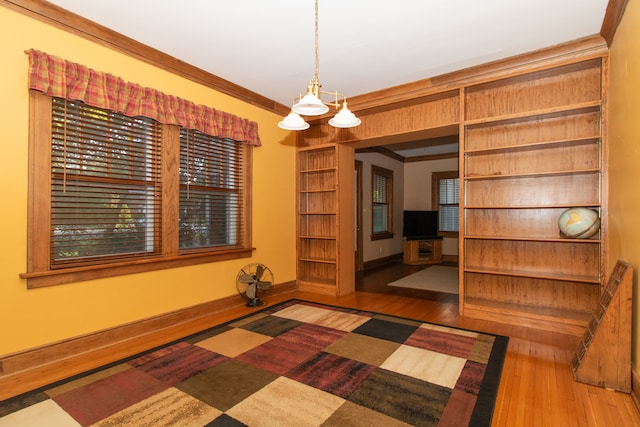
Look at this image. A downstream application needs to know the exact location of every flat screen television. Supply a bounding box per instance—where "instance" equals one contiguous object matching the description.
[403,210,440,240]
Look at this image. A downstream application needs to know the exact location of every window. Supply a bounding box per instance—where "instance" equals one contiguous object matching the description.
[24,92,252,288]
[371,165,393,240]
[50,98,162,266]
[179,130,245,250]
[432,171,459,235]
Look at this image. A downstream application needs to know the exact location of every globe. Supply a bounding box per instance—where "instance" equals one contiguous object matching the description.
[558,207,600,239]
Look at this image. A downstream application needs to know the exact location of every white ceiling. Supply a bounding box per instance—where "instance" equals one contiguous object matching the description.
[45,0,610,156]
[46,0,609,107]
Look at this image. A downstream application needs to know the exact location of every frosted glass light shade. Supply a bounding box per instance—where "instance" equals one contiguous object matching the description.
[328,103,361,128]
[277,111,310,130]
[292,93,329,116]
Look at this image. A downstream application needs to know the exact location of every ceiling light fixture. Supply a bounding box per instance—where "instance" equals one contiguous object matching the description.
[278,0,361,131]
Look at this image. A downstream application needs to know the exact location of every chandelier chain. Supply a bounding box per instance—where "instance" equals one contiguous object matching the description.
[314,0,319,81]
[277,0,361,130]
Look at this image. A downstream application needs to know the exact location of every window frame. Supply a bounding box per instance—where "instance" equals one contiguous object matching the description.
[23,91,253,288]
[371,165,394,241]
[431,170,459,238]
[178,128,247,253]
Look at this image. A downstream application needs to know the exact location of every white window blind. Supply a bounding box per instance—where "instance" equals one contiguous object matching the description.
[179,129,245,250]
[439,177,459,232]
[51,98,162,266]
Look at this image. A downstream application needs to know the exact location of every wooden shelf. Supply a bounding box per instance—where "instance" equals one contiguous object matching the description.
[464,136,600,156]
[299,167,336,173]
[464,168,600,181]
[464,235,601,243]
[463,298,591,336]
[298,257,336,264]
[299,189,336,193]
[299,235,336,240]
[464,203,600,210]
[463,266,601,284]
[299,212,336,215]
[464,101,601,127]
[297,143,338,152]
[297,280,339,295]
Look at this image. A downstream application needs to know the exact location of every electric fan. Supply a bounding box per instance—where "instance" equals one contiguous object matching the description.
[236,263,274,307]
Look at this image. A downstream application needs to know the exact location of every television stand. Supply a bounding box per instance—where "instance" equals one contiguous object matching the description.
[403,238,443,265]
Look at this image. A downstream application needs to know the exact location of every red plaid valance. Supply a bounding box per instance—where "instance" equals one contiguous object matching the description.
[25,49,261,146]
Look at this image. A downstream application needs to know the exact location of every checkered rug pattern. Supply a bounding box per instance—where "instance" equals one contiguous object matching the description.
[0,300,508,427]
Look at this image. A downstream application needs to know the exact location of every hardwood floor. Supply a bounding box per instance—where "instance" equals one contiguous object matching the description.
[5,261,636,426]
[261,261,640,427]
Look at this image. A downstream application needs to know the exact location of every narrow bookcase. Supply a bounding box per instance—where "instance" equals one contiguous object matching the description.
[297,142,354,296]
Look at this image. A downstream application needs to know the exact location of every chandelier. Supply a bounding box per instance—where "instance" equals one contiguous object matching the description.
[278,0,361,131]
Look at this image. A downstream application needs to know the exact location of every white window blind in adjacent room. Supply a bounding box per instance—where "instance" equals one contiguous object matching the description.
[439,177,459,232]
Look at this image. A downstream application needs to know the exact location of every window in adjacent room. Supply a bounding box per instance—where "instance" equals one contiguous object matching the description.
[432,171,459,236]
[371,165,394,240]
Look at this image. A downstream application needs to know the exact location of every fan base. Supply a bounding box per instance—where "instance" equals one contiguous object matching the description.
[246,298,264,308]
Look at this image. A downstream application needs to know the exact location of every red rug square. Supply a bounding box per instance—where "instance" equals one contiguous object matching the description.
[52,367,167,425]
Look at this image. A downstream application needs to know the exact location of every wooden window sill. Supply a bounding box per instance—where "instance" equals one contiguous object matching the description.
[20,248,254,288]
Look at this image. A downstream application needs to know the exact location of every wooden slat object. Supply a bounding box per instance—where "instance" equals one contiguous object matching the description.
[571,260,633,392]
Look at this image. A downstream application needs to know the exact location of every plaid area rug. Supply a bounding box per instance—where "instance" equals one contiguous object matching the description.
[0,300,508,427]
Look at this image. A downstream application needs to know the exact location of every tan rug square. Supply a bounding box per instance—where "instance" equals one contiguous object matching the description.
[381,344,467,389]
[323,401,413,427]
[273,304,370,332]
[227,376,344,427]
[196,328,271,357]
[0,399,81,427]
[91,387,221,426]
[325,333,400,366]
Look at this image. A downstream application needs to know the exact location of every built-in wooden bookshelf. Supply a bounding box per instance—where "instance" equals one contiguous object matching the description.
[297,142,354,296]
[460,58,606,335]
[294,41,608,335]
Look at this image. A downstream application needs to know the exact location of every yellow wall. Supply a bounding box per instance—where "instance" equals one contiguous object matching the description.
[608,0,640,371]
[0,7,297,355]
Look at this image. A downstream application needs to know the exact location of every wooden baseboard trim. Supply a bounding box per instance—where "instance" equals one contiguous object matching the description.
[632,364,640,412]
[441,254,459,264]
[0,281,297,401]
[363,253,402,271]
